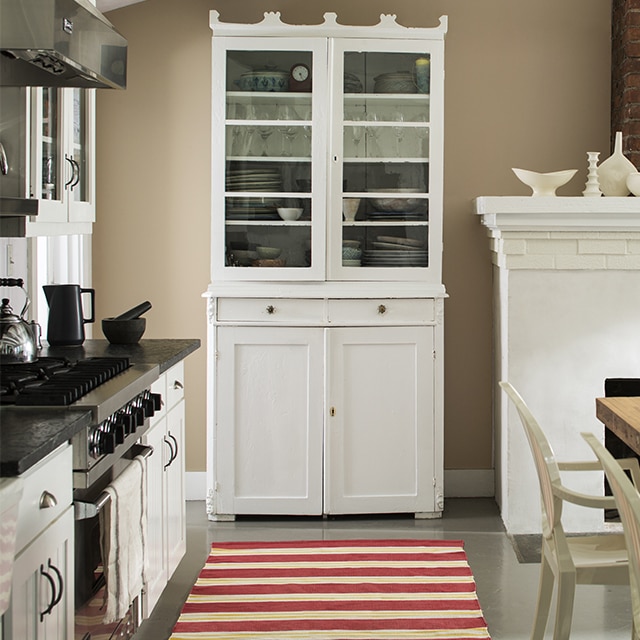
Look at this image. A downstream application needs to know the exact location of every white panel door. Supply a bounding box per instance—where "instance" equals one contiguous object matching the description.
[325,326,435,514]
[215,326,324,515]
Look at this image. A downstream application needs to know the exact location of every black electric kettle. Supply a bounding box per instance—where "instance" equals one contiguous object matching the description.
[44,284,95,346]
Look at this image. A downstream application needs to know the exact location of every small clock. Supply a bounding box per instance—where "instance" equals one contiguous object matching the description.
[289,63,311,92]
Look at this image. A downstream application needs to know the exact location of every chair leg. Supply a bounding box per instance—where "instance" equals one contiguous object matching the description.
[531,553,555,640]
[552,569,576,640]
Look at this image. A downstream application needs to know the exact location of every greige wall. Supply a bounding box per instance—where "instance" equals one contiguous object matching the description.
[94,0,612,477]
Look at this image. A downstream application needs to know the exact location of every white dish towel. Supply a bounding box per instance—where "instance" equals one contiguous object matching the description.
[99,455,147,624]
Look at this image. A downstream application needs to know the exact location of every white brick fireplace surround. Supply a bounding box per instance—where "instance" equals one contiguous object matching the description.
[475,196,640,535]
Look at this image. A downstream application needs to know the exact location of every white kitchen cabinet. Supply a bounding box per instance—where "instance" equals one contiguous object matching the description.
[213,325,325,516]
[206,12,447,519]
[143,362,186,617]
[2,445,74,640]
[0,86,95,236]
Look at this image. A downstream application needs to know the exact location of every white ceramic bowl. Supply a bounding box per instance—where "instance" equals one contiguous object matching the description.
[627,172,640,196]
[257,246,282,259]
[277,207,303,221]
[512,168,577,196]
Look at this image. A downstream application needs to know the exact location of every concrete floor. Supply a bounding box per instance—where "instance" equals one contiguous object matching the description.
[133,498,632,639]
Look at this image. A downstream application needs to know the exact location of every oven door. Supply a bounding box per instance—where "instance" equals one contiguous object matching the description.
[73,443,152,640]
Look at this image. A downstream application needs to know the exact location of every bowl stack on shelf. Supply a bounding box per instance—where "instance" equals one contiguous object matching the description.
[367,189,427,221]
[373,72,416,94]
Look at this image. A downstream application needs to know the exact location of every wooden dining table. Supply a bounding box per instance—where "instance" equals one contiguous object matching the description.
[596,396,640,456]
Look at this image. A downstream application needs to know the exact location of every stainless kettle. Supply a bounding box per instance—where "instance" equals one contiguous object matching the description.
[0,278,41,363]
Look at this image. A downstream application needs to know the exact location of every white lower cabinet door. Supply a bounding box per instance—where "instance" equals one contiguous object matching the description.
[165,399,186,577]
[215,326,324,515]
[143,419,168,617]
[325,326,435,515]
[6,507,74,640]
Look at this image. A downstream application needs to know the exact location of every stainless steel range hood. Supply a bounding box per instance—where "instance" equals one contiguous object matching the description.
[0,0,127,90]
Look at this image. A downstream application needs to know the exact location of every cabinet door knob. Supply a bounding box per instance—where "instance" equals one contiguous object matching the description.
[378,304,387,315]
[266,305,275,314]
[39,490,58,509]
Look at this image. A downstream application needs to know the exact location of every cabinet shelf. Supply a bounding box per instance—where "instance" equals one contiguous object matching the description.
[225,220,312,226]
[226,155,311,163]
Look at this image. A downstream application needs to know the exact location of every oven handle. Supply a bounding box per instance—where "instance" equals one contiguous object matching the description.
[73,443,154,521]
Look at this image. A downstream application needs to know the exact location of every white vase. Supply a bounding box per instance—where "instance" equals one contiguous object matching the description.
[597,131,636,196]
[583,152,602,197]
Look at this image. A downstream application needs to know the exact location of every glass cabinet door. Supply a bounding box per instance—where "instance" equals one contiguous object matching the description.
[66,88,95,222]
[29,88,95,224]
[330,40,442,283]
[212,38,327,280]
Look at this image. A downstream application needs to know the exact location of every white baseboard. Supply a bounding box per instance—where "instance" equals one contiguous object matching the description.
[186,470,496,501]
[186,471,207,501]
[444,469,495,497]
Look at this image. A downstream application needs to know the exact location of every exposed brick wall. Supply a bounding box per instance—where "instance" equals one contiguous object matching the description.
[612,0,640,169]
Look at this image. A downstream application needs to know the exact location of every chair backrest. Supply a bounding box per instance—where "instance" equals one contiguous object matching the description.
[582,432,640,626]
[500,381,564,538]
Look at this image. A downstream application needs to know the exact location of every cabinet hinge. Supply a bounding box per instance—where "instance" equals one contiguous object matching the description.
[433,349,436,360]
[433,477,437,487]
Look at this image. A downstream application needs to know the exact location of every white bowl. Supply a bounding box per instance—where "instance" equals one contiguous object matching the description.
[627,172,640,196]
[512,168,577,197]
[257,246,282,259]
[277,207,303,221]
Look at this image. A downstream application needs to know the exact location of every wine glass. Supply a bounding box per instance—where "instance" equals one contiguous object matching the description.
[392,110,405,157]
[243,104,257,156]
[365,112,381,157]
[352,116,363,158]
[412,114,428,157]
[257,107,274,157]
[277,104,299,157]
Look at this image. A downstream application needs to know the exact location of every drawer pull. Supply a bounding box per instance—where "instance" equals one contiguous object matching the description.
[39,490,58,509]
[173,380,184,390]
[266,305,275,314]
[377,304,387,315]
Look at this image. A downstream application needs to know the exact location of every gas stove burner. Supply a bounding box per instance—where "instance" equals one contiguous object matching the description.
[1,356,131,406]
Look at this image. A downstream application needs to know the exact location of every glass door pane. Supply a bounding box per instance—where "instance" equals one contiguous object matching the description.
[223,49,314,271]
[340,49,431,275]
[70,88,88,203]
[41,87,60,201]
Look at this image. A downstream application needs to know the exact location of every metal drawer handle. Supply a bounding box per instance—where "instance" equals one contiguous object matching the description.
[39,559,63,621]
[378,304,387,315]
[173,380,184,390]
[266,305,275,314]
[39,490,58,509]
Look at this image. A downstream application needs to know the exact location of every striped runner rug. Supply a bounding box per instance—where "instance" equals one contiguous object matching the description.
[170,539,491,639]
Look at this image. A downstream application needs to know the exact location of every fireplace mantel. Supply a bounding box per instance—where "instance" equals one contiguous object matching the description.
[475,196,640,231]
[474,194,640,535]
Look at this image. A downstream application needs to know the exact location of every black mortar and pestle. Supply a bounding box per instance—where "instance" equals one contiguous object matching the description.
[102,301,151,344]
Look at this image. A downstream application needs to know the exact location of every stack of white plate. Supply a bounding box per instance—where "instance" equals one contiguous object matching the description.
[362,236,427,267]
[367,211,425,221]
[226,168,282,192]
[226,168,282,219]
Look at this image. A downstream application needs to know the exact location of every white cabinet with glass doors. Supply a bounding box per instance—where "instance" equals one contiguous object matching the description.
[211,12,445,285]
[207,12,447,519]
[0,86,95,236]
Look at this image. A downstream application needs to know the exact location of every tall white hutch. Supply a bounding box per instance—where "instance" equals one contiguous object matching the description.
[205,12,447,519]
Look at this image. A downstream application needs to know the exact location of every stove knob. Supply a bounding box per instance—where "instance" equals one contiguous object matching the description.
[151,393,162,412]
[133,406,145,427]
[142,397,155,418]
[113,418,126,445]
[100,430,116,455]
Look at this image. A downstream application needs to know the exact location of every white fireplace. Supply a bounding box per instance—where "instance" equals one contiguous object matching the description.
[475,196,640,535]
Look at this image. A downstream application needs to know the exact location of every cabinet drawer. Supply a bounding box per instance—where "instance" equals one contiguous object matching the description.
[327,299,435,325]
[217,298,325,324]
[165,361,185,411]
[16,444,72,555]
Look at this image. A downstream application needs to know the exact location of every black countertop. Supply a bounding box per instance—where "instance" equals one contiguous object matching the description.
[1,338,200,477]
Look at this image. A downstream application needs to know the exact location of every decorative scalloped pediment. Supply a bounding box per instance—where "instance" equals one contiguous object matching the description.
[210,11,447,39]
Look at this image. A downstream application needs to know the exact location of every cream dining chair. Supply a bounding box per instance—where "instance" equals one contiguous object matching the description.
[499,381,632,640]
[583,432,640,639]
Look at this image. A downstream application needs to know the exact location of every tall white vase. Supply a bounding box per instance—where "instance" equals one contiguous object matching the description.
[597,131,636,196]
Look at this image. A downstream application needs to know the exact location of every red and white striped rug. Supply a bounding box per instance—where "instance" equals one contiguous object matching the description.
[170,539,491,639]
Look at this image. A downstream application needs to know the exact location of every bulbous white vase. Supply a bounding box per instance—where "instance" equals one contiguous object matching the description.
[597,131,636,196]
